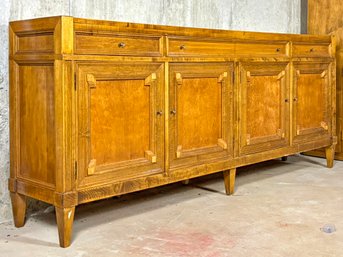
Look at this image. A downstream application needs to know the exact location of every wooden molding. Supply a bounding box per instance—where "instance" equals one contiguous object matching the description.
[176,145,182,158]
[145,72,157,86]
[145,150,157,163]
[86,74,96,88]
[218,138,228,149]
[87,159,97,175]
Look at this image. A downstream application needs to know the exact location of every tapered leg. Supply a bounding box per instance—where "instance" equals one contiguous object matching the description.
[325,145,335,168]
[281,156,288,161]
[55,206,75,248]
[10,192,26,227]
[223,168,236,195]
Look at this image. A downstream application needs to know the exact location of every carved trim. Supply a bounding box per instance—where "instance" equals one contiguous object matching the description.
[87,159,96,175]
[321,70,327,78]
[218,72,228,82]
[145,72,157,86]
[217,138,228,149]
[321,121,328,130]
[176,145,182,158]
[277,70,286,80]
[175,73,182,85]
[246,71,251,83]
[277,128,285,138]
[246,134,251,145]
[145,150,157,163]
[86,74,96,88]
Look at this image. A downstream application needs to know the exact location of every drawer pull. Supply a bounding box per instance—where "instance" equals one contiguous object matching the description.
[180,44,186,50]
[118,42,126,48]
[156,111,163,116]
[276,48,281,52]
[170,109,176,115]
[310,48,315,52]
[293,97,298,102]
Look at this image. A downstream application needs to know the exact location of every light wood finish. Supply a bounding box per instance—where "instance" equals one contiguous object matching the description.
[10,192,26,227]
[9,16,336,247]
[55,207,75,248]
[306,1,343,160]
[223,169,236,195]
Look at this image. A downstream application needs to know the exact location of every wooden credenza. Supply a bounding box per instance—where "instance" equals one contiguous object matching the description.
[9,16,337,247]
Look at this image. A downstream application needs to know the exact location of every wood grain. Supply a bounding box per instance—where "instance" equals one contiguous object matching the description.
[8,16,336,248]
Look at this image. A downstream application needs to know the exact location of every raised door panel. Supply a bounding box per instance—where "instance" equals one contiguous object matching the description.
[239,62,290,155]
[169,63,233,168]
[293,62,332,143]
[77,63,164,187]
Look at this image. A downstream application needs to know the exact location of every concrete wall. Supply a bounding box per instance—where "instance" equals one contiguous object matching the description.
[0,0,301,223]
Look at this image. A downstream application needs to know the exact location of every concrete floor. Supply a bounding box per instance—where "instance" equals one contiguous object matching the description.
[0,154,342,257]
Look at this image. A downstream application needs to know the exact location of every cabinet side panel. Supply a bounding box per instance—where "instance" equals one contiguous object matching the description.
[18,64,56,187]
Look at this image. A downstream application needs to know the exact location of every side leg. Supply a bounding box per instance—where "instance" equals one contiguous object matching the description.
[10,192,26,227]
[325,145,335,168]
[223,168,236,195]
[55,206,75,248]
[281,156,288,161]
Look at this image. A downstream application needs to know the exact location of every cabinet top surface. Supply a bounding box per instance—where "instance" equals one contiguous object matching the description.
[10,16,333,44]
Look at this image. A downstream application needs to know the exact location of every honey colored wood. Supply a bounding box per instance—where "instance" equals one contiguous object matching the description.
[10,192,26,227]
[223,168,236,195]
[307,1,343,161]
[55,206,75,248]
[9,16,336,248]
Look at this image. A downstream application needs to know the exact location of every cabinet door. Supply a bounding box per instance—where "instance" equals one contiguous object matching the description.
[239,62,290,155]
[77,63,164,187]
[169,63,234,168]
[293,62,332,143]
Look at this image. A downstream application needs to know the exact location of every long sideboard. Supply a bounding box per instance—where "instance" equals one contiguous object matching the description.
[8,16,337,247]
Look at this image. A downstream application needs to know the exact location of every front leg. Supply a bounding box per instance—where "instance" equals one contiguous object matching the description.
[325,144,336,168]
[10,192,27,227]
[223,168,236,195]
[55,206,75,248]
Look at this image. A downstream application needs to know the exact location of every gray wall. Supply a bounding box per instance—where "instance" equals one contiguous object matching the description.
[0,0,301,223]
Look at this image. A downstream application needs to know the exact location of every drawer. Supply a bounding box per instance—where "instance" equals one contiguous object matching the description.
[75,33,163,56]
[292,43,331,57]
[167,38,288,57]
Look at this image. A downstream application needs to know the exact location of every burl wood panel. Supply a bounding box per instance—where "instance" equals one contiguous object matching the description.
[91,79,150,165]
[297,74,325,130]
[19,65,55,187]
[247,75,281,138]
[178,77,222,150]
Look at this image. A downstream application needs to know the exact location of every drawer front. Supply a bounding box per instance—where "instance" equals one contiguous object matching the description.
[292,44,331,57]
[75,33,163,56]
[168,38,287,57]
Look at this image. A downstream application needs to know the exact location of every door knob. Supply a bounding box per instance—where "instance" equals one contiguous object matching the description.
[156,111,163,116]
[170,109,176,115]
[118,42,126,48]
